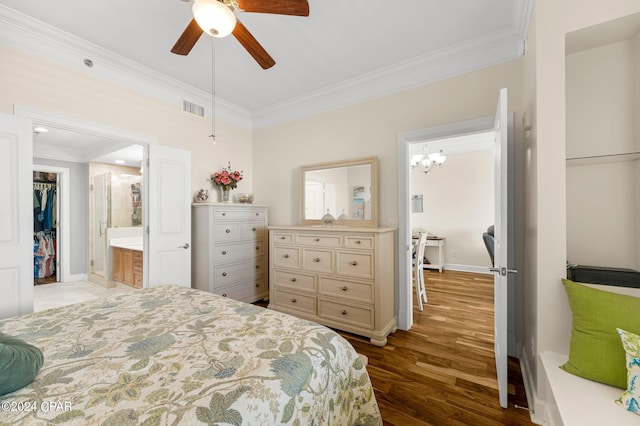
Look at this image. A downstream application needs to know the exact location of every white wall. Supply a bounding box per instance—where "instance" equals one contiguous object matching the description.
[522,1,640,421]
[566,39,639,269]
[253,60,524,229]
[411,150,494,269]
[0,44,254,202]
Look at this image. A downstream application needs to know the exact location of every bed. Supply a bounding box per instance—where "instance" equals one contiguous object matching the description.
[0,286,381,425]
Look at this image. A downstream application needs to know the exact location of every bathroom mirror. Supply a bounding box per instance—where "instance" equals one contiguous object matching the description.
[301,157,378,227]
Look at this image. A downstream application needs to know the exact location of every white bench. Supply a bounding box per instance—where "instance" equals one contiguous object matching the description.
[541,351,637,425]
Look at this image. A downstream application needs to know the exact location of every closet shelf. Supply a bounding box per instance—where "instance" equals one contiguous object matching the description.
[566,151,640,166]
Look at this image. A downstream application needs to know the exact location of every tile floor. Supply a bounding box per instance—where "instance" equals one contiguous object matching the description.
[33,281,133,312]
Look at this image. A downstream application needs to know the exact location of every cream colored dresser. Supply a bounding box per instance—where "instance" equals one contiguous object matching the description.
[268,225,396,346]
[192,203,268,303]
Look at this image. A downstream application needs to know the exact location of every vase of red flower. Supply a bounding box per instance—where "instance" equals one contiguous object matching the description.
[211,163,243,203]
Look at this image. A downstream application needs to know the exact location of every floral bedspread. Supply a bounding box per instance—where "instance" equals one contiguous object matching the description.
[0,286,381,425]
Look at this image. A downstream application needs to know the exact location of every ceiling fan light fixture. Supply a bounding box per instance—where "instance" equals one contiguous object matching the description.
[192,0,236,38]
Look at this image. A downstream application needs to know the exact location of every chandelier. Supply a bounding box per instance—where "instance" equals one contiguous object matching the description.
[411,150,447,174]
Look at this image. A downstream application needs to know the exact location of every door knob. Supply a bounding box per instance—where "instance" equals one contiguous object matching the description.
[178,243,190,249]
[489,267,518,276]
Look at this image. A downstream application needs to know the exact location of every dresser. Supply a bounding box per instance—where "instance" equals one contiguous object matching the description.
[268,225,396,346]
[192,203,269,303]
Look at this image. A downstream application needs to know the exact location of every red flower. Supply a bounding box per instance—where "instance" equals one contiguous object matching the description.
[210,163,243,190]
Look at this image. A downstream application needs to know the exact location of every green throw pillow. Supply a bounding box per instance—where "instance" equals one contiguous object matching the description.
[561,279,640,389]
[616,328,640,415]
[0,332,44,396]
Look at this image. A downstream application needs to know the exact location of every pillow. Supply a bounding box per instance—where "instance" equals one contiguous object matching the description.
[616,328,640,415]
[0,332,44,396]
[561,279,640,389]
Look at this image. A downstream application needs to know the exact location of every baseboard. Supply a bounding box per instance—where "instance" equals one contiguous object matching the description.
[65,273,88,282]
[87,274,115,289]
[442,263,492,274]
[520,350,545,424]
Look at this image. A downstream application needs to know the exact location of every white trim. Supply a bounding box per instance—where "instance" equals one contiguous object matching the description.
[397,116,496,330]
[66,273,88,282]
[15,106,158,146]
[32,163,70,283]
[0,6,251,130]
[520,349,544,424]
[253,29,523,129]
[15,107,156,290]
[0,2,533,130]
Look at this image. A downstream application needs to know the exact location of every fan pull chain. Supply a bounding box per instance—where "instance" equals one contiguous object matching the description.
[210,39,216,143]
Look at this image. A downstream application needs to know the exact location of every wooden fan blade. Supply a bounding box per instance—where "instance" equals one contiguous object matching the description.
[237,0,309,16]
[232,20,276,69]
[171,18,204,55]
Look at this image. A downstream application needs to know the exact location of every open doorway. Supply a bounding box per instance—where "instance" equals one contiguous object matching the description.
[397,116,497,330]
[18,107,154,302]
[408,131,495,277]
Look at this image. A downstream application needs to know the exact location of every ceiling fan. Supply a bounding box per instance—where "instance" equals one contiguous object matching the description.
[171,0,310,70]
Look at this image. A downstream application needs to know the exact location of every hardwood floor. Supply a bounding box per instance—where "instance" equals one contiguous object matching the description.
[339,270,534,426]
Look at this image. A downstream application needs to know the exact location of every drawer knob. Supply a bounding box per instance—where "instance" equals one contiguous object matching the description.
[252,227,256,232]
[313,258,320,262]
[222,293,227,297]
[280,236,286,240]
[342,286,348,292]
[222,213,226,216]
[256,213,260,216]
[256,246,259,250]
[315,238,320,242]
[255,283,259,288]
[222,250,227,255]
[341,310,347,315]
[222,272,227,277]
[351,261,358,266]
[284,254,289,258]
[225,229,231,233]
[356,240,361,244]
[290,277,297,282]
[256,265,260,269]
[291,298,297,303]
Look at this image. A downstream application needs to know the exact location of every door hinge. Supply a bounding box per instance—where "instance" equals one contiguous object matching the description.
[146,226,150,234]
[90,259,94,266]
[90,184,94,191]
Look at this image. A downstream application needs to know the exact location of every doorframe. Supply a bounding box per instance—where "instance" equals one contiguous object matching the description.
[32,164,70,282]
[14,106,157,288]
[397,116,495,330]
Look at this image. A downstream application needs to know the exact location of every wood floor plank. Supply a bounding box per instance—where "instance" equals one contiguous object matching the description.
[339,270,534,425]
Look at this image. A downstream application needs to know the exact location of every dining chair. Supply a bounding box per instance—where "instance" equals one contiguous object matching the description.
[413,232,429,311]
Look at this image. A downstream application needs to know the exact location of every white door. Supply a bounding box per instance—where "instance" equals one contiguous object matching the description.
[0,114,33,319]
[491,88,516,408]
[147,145,191,287]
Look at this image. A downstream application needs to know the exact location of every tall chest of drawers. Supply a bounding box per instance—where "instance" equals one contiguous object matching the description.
[192,203,268,303]
[268,225,396,346]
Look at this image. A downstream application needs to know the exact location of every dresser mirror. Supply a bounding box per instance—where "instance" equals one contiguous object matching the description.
[301,156,378,226]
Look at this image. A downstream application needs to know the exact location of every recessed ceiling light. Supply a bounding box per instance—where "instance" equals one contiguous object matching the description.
[115,160,125,165]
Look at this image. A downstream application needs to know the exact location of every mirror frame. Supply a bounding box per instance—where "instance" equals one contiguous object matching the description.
[300,156,378,227]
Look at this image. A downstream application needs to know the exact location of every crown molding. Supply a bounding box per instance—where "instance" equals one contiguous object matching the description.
[0,5,253,129]
[252,27,523,129]
[0,1,532,131]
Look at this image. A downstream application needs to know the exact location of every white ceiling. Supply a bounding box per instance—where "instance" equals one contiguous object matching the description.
[1,0,531,164]
[0,0,531,129]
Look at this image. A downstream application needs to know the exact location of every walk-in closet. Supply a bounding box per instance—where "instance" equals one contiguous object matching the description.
[33,170,58,285]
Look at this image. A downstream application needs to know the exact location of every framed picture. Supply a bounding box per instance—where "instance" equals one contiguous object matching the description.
[411,194,423,213]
